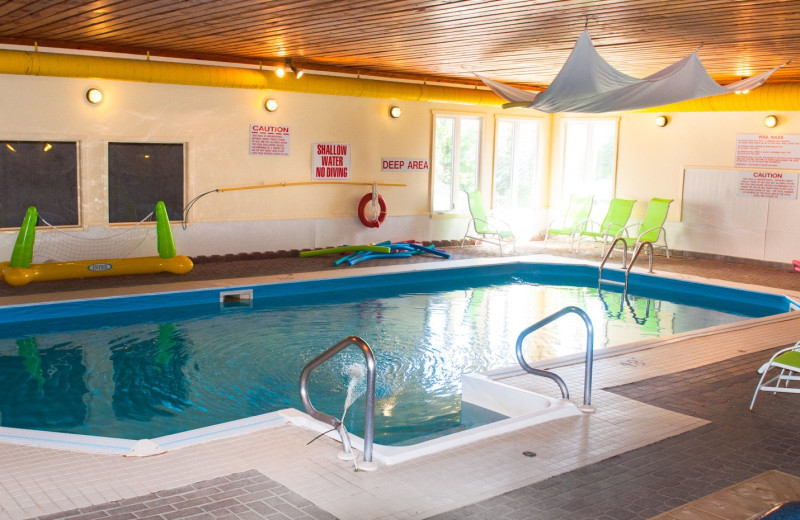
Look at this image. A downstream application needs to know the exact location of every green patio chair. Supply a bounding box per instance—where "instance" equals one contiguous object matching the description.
[543,194,593,251]
[750,341,800,410]
[616,198,673,258]
[461,189,515,255]
[574,198,636,254]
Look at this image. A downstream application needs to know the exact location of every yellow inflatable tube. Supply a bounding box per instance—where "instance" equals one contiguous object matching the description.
[1,255,193,287]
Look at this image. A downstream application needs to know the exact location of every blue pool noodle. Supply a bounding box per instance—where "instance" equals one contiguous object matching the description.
[347,252,413,266]
[408,242,451,259]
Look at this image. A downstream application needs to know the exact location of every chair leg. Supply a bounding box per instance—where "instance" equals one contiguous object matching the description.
[750,368,771,410]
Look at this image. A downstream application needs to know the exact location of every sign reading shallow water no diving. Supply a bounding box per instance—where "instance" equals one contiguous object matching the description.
[312,143,351,180]
[737,171,798,199]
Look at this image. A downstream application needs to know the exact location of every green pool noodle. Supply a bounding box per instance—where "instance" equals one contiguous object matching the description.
[10,206,38,268]
[299,245,392,257]
[156,201,177,259]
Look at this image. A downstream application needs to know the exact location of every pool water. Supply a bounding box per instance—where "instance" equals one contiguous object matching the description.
[0,265,790,445]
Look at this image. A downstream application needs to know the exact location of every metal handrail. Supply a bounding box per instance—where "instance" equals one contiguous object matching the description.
[598,237,628,288]
[299,335,376,464]
[515,306,595,410]
[625,241,654,290]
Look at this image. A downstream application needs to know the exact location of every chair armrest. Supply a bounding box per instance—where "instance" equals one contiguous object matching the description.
[636,226,665,241]
[581,219,601,232]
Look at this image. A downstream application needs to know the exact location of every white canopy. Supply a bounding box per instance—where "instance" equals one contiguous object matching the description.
[479,30,785,113]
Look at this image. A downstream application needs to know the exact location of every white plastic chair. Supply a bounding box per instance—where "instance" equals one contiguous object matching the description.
[749,341,800,411]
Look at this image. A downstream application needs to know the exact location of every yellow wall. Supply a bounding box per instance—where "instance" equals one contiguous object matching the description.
[2,60,800,262]
[617,111,800,220]
[0,72,549,257]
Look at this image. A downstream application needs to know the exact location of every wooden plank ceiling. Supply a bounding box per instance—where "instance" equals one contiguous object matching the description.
[0,0,799,89]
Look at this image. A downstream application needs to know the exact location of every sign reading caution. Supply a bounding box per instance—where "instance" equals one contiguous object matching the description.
[312,143,351,180]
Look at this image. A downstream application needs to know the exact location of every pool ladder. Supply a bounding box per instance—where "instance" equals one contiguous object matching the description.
[598,238,654,294]
[299,335,378,471]
[516,306,596,413]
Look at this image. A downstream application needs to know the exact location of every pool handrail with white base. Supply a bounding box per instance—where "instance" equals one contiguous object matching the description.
[299,335,377,464]
[515,306,595,410]
[626,241,655,290]
[598,237,628,291]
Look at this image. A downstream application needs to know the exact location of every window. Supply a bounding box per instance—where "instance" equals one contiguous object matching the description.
[432,114,482,212]
[0,140,79,228]
[493,118,540,209]
[562,119,618,203]
[108,143,185,223]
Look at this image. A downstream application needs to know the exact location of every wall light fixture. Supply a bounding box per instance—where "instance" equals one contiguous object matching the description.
[764,115,778,128]
[655,115,669,127]
[389,106,402,118]
[265,99,278,112]
[86,88,103,104]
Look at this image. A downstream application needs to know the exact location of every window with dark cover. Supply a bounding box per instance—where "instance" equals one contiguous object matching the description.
[0,141,79,228]
[108,142,184,223]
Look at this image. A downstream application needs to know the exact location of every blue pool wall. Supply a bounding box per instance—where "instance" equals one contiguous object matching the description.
[0,262,794,338]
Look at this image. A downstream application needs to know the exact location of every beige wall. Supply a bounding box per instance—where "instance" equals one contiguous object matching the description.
[0,73,549,257]
[2,69,799,262]
[616,111,800,262]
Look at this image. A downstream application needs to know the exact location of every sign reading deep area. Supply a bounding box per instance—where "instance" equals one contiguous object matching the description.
[381,158,429,172]
[737,171,798,199]
[249,124,290,156]
[312,143,351,180]
[735,134,800,170]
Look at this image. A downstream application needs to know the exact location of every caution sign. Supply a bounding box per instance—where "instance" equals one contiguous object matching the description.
[737,171,798,199]
[312,143,351,180]
[249,124,290,156]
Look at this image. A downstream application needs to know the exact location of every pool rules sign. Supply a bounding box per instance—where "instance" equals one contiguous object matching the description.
[312,143,351,180]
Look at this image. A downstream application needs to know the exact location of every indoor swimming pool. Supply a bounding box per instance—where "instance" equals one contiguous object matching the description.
[0,262,793,449]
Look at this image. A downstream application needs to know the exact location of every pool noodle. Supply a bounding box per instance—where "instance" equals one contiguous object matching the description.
[347,252,413,266]
[299,245,392,257]
[408,243,451,259]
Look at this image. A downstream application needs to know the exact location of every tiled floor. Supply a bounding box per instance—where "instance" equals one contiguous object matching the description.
[2,241,800,520]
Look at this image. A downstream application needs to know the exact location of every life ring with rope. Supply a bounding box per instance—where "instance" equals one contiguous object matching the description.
[357,192,387,228]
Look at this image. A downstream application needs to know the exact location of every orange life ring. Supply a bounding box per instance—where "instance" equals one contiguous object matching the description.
[358,193,387,228]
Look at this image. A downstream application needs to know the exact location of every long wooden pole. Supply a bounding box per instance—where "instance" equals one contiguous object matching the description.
[217,181,405,192]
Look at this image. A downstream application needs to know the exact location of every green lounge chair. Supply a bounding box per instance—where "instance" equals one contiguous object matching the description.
[575,198,636,254]
[750,341,800,410]
[543,194,593,251]
[461,190,515,255]
[616,198,673,258]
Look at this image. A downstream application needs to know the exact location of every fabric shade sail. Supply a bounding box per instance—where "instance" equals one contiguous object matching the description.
[479,30,785,113]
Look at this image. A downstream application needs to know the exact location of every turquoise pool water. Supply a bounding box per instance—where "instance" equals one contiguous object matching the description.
[0,263,792,445]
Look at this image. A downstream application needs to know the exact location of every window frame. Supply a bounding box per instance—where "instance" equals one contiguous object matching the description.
[0,139,82,230]
[430,111,485,214]
[106,141,187,225]
[558,117,620,205]
[491,115,544,211]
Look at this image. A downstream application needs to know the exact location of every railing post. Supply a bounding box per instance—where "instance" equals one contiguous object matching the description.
[299,335,378,471]
[516,306,595,413]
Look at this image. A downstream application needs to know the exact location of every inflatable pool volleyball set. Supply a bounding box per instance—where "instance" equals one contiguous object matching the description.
[1,194,449,286]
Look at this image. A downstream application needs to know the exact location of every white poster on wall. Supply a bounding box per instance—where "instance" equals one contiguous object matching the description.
[249,124,290,156]
[735,134,800,169]
[312,143,351,180]
[737,171,799,199]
